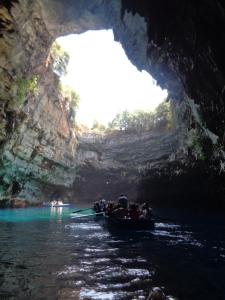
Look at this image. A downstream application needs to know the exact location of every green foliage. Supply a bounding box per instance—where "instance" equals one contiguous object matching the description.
[16,75,38,106]
[92,120,106,131]
[59,84,80,108]
[59,84,80,125]
[108,101,173,132]
[50,42,70,76]
[189,131,206,161]
[70,90,80,109]
[154,101,173,130]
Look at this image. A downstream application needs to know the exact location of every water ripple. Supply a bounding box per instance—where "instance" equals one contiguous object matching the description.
[1,208,225,300]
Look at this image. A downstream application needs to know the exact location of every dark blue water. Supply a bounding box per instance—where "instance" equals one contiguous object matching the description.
[0,207,225,300]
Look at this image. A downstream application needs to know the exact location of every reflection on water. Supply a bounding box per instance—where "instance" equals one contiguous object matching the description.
[50,206,63,222]
[0,208,225,299]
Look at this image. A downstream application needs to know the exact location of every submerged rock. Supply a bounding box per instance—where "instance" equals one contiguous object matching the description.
[147,287,166,300]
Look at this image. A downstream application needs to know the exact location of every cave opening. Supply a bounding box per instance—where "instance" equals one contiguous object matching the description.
[54,29,168,128]
[0,0,225,210]
[1,2,225,299]
[49,29,178,206]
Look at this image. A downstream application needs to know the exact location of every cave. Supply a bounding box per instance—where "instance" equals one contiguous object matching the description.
[1,1,225,299]
[0,0,225,209]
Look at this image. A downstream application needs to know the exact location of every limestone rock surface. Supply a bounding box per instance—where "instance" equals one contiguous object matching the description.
[0,0,225,207]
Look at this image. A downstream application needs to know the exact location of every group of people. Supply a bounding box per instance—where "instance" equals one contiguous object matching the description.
[50,200,63,206]
[93,194,152,220]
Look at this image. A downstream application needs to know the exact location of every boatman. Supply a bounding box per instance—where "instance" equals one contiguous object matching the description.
[118,194,128,209]
[99,198,106,212]
[141,203,152,219]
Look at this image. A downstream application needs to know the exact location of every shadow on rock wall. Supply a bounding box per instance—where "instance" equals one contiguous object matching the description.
[137,160,225,210]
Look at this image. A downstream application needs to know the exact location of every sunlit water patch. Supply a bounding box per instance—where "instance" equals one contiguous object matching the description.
[153,222,204,247]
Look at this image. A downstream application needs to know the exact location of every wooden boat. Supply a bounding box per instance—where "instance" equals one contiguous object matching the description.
[105,216,154,231]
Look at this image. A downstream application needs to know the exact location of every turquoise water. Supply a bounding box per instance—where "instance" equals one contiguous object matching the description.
[0,208,225,299]
[0,207,93,223]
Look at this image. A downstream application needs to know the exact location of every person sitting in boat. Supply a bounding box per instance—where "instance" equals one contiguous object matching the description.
[140,203,152,219]
[129,204,141,220]
[93,201,101,213]
[114,204,128,219]
[118,194,128,209]
[56,200,63,206]
[51,200,57,206]
[105,201,115,216]
[99,198,106,212]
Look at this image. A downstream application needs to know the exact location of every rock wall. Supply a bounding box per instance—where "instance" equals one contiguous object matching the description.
[1,0,225,207]
[0,1,79,205]
[118,0,225,207]
[0,63,78,205]
[0,0,117,205]
[119,0,225,155]
[74,129,180,203]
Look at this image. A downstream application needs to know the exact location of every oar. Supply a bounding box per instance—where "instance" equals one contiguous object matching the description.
[72,208,92,214]
[71,212,104,218]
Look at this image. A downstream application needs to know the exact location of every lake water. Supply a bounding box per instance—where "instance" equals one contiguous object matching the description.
[0,207,225,300]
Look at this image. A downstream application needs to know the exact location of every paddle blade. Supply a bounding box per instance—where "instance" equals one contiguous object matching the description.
[71,212,104,218]
[72,208,92,214]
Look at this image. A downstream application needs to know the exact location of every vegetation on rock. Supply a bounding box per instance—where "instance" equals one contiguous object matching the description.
[187,128,213,161]
[59,83,80,125]
[108,101,172,132]
[16,75,38,107]
[91,120,106,132]
[50,42,70,77]
[190,132,206,160]
[50,41,80,125]
[89,100,173,133]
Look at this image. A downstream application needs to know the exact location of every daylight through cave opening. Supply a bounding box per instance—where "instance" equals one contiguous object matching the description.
[1,3,225,299]
[48,29,175,205]
[1,0,225,209]
[54,29,168,129]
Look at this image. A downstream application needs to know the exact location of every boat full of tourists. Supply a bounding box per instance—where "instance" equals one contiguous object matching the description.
[92,196,154,231]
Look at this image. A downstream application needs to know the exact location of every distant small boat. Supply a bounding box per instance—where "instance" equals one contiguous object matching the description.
[51,204,70,207]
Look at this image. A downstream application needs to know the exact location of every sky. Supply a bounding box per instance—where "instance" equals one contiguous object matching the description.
[57,29,167,127]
